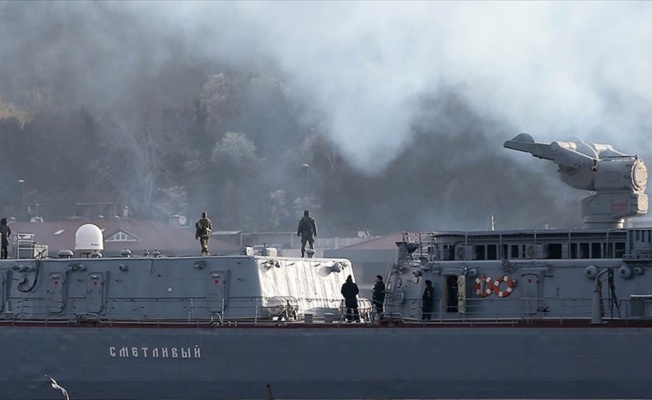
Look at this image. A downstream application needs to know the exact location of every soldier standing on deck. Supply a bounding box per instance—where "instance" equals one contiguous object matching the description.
[297,210,317,258]
[422,279,434,320]
[372,275,386,320]
[195,212,212,256]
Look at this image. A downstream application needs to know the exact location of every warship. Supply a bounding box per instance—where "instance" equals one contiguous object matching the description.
[2,133,652,400]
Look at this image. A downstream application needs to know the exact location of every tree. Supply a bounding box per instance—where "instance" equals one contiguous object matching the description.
[209,131,268,230]
[268,189,289,231]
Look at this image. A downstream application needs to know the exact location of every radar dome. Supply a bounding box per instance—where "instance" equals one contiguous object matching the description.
[75,224,104,253]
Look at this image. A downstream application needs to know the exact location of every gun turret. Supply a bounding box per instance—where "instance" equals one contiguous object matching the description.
[504,133,648,228]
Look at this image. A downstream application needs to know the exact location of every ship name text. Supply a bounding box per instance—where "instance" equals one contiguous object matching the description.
[109,345,202,359]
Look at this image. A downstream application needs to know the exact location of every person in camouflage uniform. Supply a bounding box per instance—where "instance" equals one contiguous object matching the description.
[195,212,212,256]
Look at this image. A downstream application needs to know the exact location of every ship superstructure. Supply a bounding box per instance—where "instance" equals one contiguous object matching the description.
[385,227,652,323]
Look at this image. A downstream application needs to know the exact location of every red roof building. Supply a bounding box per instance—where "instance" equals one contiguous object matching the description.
[324,232,402,290]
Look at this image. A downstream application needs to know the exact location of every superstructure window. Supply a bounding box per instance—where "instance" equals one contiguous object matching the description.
[475,245,485,260]
[487,245,497,260]
[548,243,562,259]
[591,243,602,259]
[443,244,453,260]
[580,243,590,258]
[615,242,626,257]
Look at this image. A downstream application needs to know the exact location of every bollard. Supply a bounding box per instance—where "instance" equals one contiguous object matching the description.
[304,313,313,324]
[324,313,333,324]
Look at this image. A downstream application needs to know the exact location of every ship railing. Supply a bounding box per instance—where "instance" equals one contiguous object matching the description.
[0,295,362,326]
[4,295,648,327]
[623,253,652,261]
[385,296,648,325]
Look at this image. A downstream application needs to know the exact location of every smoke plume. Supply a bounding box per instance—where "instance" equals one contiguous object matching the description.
[1,2,651,232]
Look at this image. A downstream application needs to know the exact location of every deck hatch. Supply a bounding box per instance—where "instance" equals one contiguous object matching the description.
[86,273,105,313]
[520,271,542,315]
[46,273,65,313]
[208,270,229,314]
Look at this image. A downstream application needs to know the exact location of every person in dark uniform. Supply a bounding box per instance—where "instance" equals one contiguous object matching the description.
[296,210,317,258]
[195,212,212,256]
[341,275,360,322]
[422,279,434,320]
[0,218,11,259]
[372,275,386,320]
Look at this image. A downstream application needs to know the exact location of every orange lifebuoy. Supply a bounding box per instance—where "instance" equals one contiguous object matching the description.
[473,275,494,298]
[493,275,515,298]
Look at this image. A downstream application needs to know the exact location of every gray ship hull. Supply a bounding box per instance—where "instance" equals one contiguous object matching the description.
[2,324,651,400]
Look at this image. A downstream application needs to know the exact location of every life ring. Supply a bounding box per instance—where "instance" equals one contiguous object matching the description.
[493,275,515,298]
[473,275,493,298]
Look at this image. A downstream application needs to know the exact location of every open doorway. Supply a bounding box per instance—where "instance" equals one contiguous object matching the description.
[445,275,459,313]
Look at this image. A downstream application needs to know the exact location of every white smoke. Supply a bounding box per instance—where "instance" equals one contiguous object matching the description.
[5,1,652,173]
[134,1,652,172]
